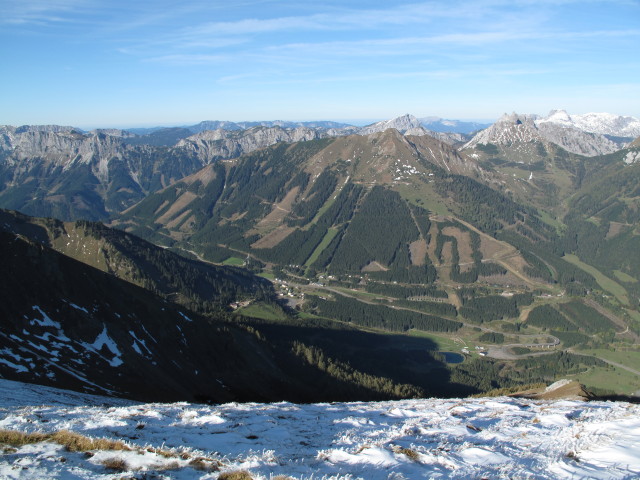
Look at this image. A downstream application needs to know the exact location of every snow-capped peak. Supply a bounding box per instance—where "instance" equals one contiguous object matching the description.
[543,109,573,125]
[464,110,636,156]
[537,110,640,137]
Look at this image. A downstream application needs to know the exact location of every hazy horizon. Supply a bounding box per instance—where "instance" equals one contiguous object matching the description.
[9,115,499,131]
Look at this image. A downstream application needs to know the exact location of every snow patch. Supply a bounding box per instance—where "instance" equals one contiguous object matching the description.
[81,325,123,367]
[458,446,510,465]
[129,330,152,356]
[0,354,28,373]
[30,306,61,328]
[624,151,640,164]
[68,302,89,313]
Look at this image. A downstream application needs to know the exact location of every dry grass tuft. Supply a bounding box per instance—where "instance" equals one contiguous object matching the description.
[218,470,254,480]
[566,451,580,462]
[101,457,129,472]
[188,456,220,472]
[0,429,48,446]
[392,445,420,461]
[354,443,371,454]
[0,429,130,453]
[54,430,129,452]
[153,460,181,471]
[144,445,177,458]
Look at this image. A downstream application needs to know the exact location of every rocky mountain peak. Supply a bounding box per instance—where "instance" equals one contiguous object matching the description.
[392,113,423,129]
[463,112,542,149]
[495,112,537,126]
[359,114,424,135]
[90,128,136,138]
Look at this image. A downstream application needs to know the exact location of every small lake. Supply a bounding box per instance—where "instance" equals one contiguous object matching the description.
[440,351,465,364]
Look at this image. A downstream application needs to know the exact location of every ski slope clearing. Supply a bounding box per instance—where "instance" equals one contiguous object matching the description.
[1,379,639,479]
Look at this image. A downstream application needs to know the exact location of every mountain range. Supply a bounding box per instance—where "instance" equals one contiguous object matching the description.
[122,116,491,136]
[1,110,635,222]
[1,110,640,402]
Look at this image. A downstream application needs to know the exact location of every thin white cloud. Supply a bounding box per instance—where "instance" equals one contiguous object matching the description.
[170,0,636,38]
[163,1,503,47]
[217,72,267,84]
[0,0,90,25]
[145,54,231,65]
[213,65,553,88]
[254,28,640,61]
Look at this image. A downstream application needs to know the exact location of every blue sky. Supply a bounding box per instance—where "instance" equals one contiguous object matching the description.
[1,0,639,128]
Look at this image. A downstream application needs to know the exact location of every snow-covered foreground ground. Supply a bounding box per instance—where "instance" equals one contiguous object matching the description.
[1,379,639,479]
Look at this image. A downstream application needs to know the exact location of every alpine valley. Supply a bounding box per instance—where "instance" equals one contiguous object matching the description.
[1,110,640,405]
